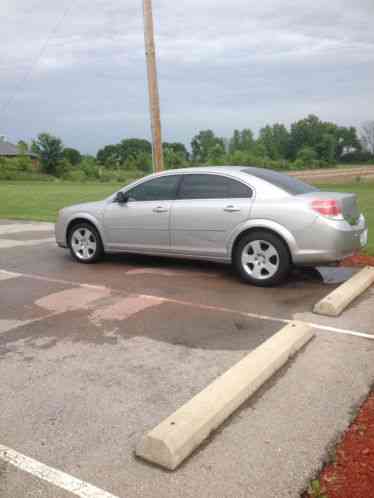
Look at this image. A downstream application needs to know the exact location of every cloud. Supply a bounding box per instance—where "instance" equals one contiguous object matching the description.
[0,0,373,152]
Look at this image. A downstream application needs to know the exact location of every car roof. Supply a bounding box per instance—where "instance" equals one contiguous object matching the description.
[162,165,247,175]
[138,166,289,198]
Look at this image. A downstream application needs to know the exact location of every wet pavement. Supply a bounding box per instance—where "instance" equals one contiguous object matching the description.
[0,220,373,498]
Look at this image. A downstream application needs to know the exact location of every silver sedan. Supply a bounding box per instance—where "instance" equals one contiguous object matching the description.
[55,166,368,286]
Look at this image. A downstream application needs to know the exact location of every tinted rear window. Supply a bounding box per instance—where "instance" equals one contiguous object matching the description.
[242,168,318,195]
[179,174,252,199]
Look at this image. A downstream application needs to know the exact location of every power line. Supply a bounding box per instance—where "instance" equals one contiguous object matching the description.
[0,2,73,119]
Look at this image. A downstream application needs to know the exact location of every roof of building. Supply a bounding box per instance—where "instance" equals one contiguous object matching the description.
[0,140,37,157]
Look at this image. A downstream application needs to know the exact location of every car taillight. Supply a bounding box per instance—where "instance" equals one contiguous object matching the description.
[311,199,342,218]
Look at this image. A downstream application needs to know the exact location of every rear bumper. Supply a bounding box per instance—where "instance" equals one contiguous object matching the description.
[292,215,368,265]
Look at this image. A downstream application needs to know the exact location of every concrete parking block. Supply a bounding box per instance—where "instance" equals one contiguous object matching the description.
[136,321,314,470]
[314,266,374,317]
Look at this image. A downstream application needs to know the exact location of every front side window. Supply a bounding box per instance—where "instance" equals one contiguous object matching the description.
[127,175,180,201]
[178,174,252,200]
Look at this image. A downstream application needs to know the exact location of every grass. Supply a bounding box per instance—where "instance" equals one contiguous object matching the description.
[0,179,373,255]
[0,182,121,222]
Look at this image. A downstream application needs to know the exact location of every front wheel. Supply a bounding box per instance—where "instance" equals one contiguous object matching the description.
[68,222,104,264]
[233,231,291,286]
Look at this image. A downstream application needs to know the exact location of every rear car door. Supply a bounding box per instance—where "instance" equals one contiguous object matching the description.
[170,173,253,258]
[103,174,180,251]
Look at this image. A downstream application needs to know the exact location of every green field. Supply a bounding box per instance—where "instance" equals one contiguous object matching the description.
[0,180,373,255]
[0,182,121,222]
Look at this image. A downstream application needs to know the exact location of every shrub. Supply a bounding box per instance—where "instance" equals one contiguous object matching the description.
[0,157,56,181]
[340,151,374,164]
[80,159,100,180]
[55,159,73,178]
[296,146,318,166]
[0,157,36,180]
[63,169,87,182]
[98,169,118,183]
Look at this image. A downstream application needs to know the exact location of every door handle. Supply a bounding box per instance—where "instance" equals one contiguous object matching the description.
[224,205,241,212]
[153,206,168,213]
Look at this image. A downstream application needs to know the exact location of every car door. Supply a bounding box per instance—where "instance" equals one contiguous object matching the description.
[170,173,253,258]
[103,174,181,252]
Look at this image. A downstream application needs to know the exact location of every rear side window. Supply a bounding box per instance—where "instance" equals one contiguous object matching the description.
[127,175,180,201]
[242,168,318,195]
[179,174,252,199]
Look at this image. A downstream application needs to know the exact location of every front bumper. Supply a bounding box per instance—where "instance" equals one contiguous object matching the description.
[55,218,68,248]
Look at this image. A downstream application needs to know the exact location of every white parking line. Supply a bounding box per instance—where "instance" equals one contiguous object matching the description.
[0,270,21,281]
[144,294,374,341]
[0,313,61,336]
[0,238,55,249]
[0,267,372,341]
[0,444,121,498]
[0,223,54,235]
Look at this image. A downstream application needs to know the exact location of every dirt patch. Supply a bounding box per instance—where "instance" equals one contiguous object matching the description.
[304,391,374,498]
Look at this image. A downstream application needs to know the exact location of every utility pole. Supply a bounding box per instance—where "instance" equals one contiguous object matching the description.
[143,0,164,172]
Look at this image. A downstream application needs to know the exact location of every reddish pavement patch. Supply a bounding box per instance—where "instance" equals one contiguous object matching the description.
[341,253,374,267]
[305,391,374,498]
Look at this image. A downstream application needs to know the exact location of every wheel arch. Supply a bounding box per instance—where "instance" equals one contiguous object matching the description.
[230,222,296,263]
[66,216,103,246]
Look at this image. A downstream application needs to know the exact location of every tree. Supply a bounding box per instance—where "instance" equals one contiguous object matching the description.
[229,129,255,154]
[296,146,318,166]
[96,145,121,167]
[119,139,152,163]
[31,133,64,175]
[191,130,225,163]
[229,130,241,154]
[361,121,374,153]
[163,142,189,162]
[259,124,290,160]
[132,151,152,173]
[289,115,323,160]
[288,115,359,163]
[17,140,29,154]
[315,133,337,164]
[163,147,185,169]
[240,129,255,152]
[63,147,82,166]
[335,126,361,158]
[207,143,226,165]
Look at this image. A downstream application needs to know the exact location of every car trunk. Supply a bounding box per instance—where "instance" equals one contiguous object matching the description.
[298,191,361,225]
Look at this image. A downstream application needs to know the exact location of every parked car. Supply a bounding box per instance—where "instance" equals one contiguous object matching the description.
[55,166,368,286]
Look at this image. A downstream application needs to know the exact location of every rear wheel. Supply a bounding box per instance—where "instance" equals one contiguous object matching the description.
[68,222,104,264]
[233,231,291,286]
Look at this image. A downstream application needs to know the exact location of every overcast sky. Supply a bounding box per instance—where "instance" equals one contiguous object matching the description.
[1,0,373,153]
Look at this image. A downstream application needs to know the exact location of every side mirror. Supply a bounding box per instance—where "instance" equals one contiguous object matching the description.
[115,191,129,204]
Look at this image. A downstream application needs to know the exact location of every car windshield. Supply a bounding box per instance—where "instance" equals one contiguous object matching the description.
[241,167,319,195]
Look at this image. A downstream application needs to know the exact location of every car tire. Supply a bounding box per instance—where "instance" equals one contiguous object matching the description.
[233,231,291,287]
[68,222,104,264]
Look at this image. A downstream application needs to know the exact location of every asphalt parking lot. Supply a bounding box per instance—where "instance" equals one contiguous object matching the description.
[0,220,374,498]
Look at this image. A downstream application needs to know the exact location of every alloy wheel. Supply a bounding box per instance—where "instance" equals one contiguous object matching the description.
[71,227,97,261]
[241,239,280,280]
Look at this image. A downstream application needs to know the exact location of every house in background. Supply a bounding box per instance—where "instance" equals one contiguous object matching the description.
[0,137,38,166]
